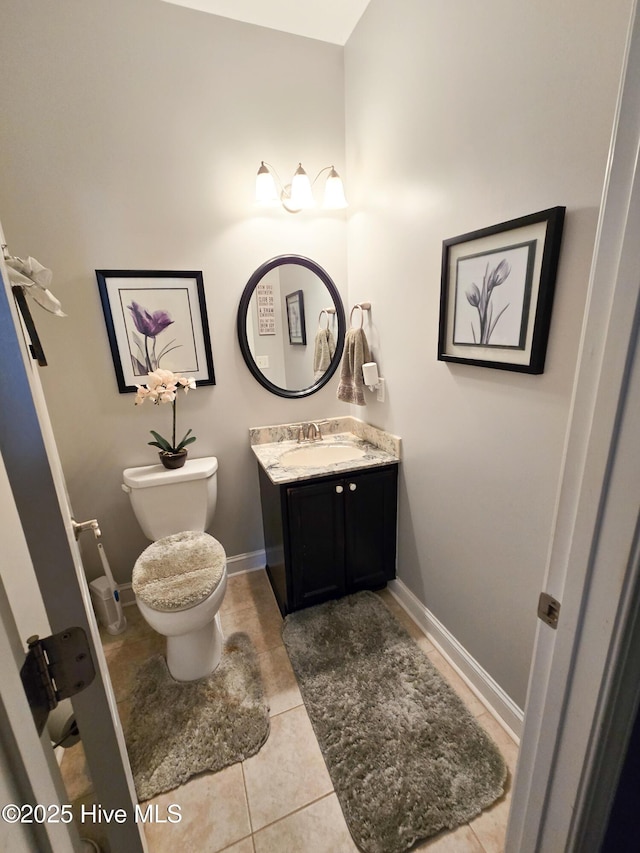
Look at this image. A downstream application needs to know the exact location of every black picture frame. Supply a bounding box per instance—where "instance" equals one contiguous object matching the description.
[96,269,215,393]
[438,206,565,374]
[285,289,307,345]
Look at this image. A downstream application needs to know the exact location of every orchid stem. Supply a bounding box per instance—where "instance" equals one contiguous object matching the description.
[172,399,176,451]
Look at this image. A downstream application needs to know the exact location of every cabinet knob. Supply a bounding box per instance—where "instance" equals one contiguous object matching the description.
[349,483,357,491]
[335,485,344,494]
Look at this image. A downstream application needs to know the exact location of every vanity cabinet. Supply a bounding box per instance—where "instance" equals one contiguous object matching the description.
[258,463,398,615]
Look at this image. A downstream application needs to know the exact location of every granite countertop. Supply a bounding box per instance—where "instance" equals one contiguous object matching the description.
[250,418,401,485]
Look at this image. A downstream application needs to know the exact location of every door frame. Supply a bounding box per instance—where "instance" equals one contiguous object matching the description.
[506,0,640,848]
[0,571,80,852]
[0,253,147,851]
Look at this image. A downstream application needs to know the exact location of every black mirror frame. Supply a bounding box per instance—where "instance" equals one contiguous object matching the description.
[237,255,346,398]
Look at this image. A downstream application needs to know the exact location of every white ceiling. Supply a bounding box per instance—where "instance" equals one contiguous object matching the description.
[160,0,371,45]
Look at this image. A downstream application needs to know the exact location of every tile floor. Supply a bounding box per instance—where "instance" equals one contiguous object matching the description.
[61,570,519,852]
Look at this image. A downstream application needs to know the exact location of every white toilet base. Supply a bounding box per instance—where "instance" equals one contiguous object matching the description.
[166,612,224,681]
[135,569,227,682]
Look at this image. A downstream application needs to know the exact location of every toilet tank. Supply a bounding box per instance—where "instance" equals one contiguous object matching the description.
[122,457,218,541]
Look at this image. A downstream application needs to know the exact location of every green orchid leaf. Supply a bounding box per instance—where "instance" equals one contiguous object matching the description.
[175,434,197,451]
[149,430,172,452]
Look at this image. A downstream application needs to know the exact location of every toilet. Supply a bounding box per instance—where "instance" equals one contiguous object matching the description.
[122,456,227,681]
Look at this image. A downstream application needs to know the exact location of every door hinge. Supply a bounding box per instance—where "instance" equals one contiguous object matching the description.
[538,592,561,629]
[20,628,95,736]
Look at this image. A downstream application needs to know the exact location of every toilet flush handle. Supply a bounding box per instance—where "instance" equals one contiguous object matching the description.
[121,484,131,494]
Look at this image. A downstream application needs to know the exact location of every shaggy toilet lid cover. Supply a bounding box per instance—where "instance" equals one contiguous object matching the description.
[132,531,226,611]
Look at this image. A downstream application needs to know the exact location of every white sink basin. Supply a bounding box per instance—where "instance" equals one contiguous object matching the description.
[279,443,366,468]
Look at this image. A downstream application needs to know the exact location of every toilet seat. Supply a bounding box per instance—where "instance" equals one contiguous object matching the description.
[132,530,226,612]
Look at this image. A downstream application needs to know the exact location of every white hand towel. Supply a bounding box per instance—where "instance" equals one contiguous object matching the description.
[337,327,371,406]
[313,327,336,381]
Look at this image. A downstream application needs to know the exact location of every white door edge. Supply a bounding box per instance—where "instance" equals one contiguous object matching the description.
[0,574,80,853]
[0,248,147,851]
[506,1,640,849]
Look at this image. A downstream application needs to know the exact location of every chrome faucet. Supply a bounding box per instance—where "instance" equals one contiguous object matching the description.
[295,422,323,443]
[307,422,322,442]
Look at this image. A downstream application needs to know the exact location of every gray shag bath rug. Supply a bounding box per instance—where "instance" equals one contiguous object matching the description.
[125,632,270,801]
[282,592,507,853]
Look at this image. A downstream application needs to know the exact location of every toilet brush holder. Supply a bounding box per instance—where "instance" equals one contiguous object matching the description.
[89,576,127,635]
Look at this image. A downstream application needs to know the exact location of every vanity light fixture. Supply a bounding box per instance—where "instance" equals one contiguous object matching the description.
[255,161,348,213]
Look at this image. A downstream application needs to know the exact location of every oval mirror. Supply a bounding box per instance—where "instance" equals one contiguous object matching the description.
[237,255,346,398]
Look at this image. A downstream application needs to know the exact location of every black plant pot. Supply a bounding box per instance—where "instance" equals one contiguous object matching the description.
[159,449,187,470]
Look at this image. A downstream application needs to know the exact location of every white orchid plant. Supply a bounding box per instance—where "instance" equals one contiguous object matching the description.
[134,369,197,455]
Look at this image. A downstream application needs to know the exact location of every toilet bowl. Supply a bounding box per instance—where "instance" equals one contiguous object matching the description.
[122,457,227,681]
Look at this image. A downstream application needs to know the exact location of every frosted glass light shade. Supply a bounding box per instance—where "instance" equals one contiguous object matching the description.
[255,162,278,205]
[323,167,348,209]
[289,163,315,210]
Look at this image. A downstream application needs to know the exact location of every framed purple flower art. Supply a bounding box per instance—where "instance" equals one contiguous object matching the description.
[437,207,565,374]
[96,270,215,393]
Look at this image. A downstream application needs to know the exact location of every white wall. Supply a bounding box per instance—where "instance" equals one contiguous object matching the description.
[344,0,633,705]
[0,0,348,583]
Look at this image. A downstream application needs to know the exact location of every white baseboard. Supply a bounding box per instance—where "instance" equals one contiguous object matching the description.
[226,549,266,575]
[388,578,523,740]
[116,549,267,607]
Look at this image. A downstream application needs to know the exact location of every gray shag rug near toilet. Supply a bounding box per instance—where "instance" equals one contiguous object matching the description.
[125,632,269,801]
[282,591,507,853]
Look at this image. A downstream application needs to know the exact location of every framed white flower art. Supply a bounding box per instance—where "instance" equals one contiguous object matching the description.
[438,207,565,373]
[96,269,215,393]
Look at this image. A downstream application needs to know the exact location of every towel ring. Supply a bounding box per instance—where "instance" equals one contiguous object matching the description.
[349,302,371,329]
[318,307,336,330]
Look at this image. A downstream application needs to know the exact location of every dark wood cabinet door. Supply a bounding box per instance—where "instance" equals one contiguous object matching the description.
[287,479,346,610]
[344,466,398,591]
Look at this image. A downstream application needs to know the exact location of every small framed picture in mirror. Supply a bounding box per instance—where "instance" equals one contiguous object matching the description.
[286,290,306,345]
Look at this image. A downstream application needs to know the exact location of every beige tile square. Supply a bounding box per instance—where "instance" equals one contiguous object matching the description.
[253,793,359,853]
[99,603,156,649]
[414,633,438,657]
[222,570,277,617]
[224,838,255,853]
[475,712,519,777]
[221,603,283,657]
[60,742,93,801]
[425,649,487,718]
[103,635,164,701]
[243,705,333,831]
[257,645,303,717]
[144,763,251,853]
[470,789,511,853]
[413,822,486,851]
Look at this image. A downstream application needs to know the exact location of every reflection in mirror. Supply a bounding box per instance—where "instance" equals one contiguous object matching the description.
[237,256,345,398]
